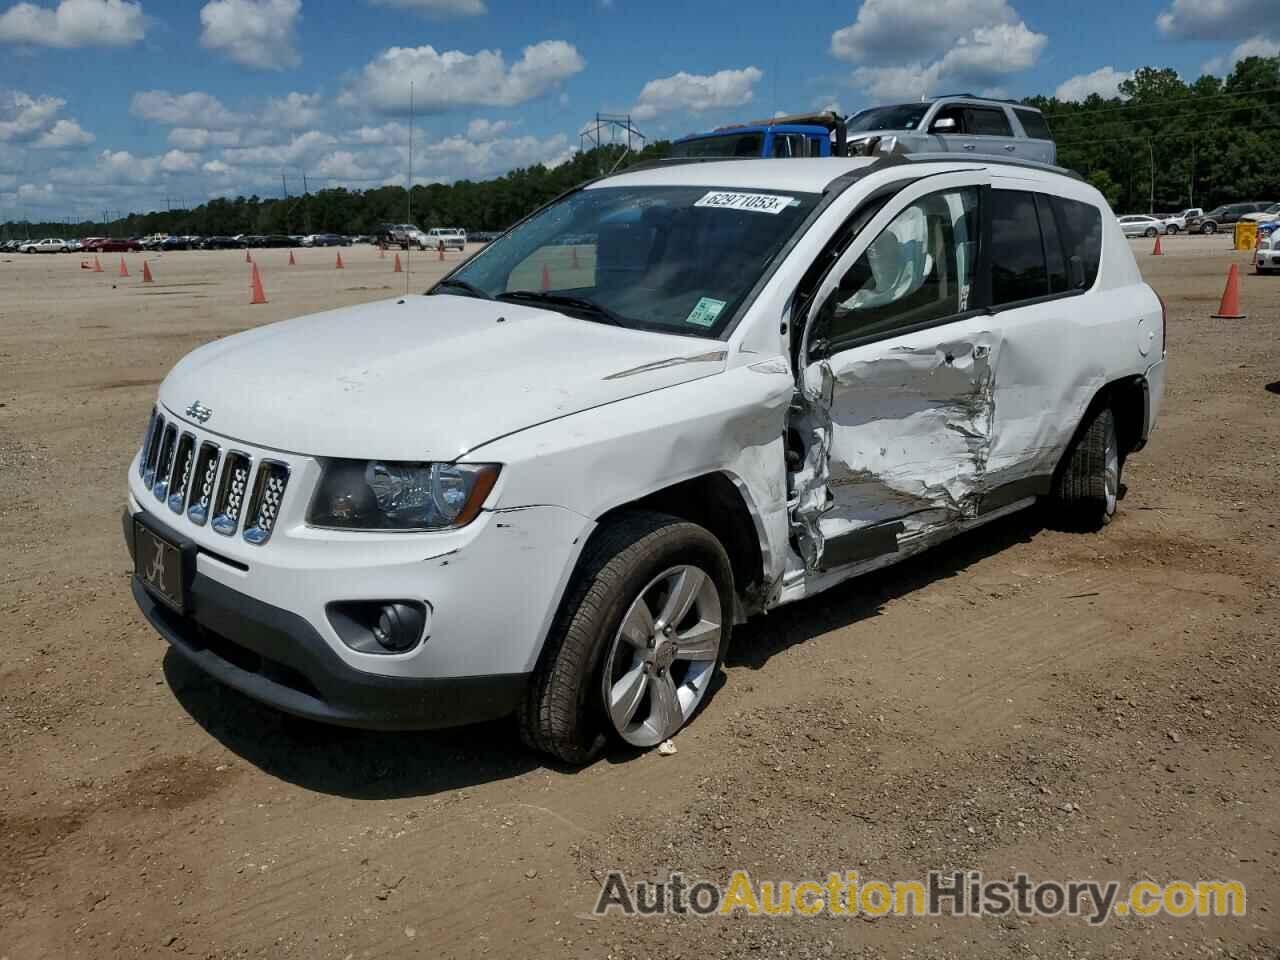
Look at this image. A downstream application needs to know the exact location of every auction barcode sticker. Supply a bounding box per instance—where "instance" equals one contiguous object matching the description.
[694,192,795,214]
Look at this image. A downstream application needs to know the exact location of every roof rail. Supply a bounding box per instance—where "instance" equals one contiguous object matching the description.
[902,151,1083,181]
[930,93,1025,106]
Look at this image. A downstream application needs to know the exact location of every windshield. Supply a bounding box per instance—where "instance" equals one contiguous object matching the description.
[848,103,930,132]
[669,133,764,158]
[440,184,820,337]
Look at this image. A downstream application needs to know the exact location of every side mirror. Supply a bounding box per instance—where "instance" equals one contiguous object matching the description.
[931,117,958,132]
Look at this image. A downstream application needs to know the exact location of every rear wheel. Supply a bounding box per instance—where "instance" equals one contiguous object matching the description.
[1050,406,1120,530]
[1201,221,1217,235]
[519,512,733,764]
[1166,224,1179,235]
[1144,227,1158,238]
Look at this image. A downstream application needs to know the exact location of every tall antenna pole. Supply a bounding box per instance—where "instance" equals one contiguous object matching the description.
[406,80,414,295]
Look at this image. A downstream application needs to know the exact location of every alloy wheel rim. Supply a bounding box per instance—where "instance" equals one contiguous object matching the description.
[1103,420,1119,515]
[601,564,722,748]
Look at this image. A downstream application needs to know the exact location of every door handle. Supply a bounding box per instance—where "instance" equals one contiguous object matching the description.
[963,144,976,151]
[1003,144,1016,152]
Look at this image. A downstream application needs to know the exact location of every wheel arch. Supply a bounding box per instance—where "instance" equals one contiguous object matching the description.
[1054,374,1150,486]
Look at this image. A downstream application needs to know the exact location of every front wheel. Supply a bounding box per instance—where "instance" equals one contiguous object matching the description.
[519,512,733,764]
[1145,227,1158,238]
[1165,224,1179,235]
[1201,222,1217,235]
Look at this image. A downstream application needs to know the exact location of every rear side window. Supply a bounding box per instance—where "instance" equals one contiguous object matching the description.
[1034,195,1069,293]
[1052,197,1103,289]
[989,190,1047,304]
[1014,108,1052,140]
[966,107,1013,137]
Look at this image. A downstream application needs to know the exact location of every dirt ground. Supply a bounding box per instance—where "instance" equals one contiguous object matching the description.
[1,234,1277,959]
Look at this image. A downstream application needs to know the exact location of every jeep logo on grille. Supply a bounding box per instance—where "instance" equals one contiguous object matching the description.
[185,401,213,424]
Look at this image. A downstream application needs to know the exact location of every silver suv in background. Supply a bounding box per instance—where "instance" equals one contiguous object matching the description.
[846,96,1055,165]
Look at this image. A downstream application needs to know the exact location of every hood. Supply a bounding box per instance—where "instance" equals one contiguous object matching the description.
[158,294,728,461]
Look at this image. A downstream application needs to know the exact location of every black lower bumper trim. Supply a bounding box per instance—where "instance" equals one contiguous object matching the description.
[126,511,528,731]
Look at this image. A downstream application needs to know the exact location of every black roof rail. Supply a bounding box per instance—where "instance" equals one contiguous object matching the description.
[930,93,1026,107]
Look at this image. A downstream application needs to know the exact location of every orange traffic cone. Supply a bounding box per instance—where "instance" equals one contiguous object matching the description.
[119,257,129,278]
[335,251,344,269]
[93,256,103,272]
[393,253,402,273]
[571,246,580,269]
[142,260,154,283]
[250,263,267,305]
[245,249,252,264]
[540,263,551,291]
[288,249,296,266]
[1152,234,1163,256]
[1210,264,1245,319]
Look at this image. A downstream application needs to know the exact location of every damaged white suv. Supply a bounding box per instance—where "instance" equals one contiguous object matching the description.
[125,156,1166,763]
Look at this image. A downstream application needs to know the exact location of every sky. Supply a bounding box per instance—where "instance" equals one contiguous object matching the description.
[0,0,1274,222]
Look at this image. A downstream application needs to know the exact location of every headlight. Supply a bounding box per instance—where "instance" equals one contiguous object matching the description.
[308,460,500,531]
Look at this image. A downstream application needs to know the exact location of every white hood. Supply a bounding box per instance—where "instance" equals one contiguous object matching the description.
[157,294,727,461]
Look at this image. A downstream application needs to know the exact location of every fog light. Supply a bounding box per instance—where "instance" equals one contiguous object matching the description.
[328,600,430,655]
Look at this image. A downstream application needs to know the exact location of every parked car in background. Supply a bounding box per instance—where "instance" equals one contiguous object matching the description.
[1256,227,1280,274]
[670,111,847,160]
[1118,215,1165,238]
[427,227,466,251]
[304,233,349,247]
[1241,202,1280,224]
[377,223,430,250]
[1188,202,1276,234]
[845,96,1055,164]
[83,237,143,252]
[20,238,70,253]
[125,155,1164,762]
[200,236,243,250]
[1158,208,1202,233]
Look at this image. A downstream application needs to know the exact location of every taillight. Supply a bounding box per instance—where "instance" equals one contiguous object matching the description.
[1157,292,1167,356]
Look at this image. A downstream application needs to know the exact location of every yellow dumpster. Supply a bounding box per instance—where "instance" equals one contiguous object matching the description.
[1234,220,1257,251]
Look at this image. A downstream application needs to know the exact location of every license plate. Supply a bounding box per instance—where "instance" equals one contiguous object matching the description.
[134,519,187,613]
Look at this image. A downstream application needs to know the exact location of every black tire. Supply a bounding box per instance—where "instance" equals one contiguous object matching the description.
[1166,225,1179,235]
[1144,227,1158,238]
[1201,222,1217,235]
[1050,406,1120,530]
[518,511,734,765]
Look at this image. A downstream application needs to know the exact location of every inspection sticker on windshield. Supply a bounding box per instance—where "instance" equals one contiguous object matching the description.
[686,297,727,327]
[694,191,795,215]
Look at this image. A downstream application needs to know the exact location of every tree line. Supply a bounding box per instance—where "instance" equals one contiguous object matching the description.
[3,54,1277,239]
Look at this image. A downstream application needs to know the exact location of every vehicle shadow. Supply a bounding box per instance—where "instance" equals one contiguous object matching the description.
[164,651,542,800]
[726,508,1044,670]
[166,508,1044,795]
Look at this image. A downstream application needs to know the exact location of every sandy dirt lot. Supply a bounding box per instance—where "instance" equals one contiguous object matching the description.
[1,235,1277,959]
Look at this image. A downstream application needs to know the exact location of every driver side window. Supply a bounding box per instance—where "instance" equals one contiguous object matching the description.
[813,187,980,351]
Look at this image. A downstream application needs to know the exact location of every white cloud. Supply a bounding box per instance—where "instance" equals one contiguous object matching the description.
[1157,0,1273,41]
[167,126,240,150]
[262,91,324,129]
[0,90,94,149]
[832,0,1046,100]
[631,66,763,121]
[340,40,585,113]
[203,158,231,175]
[465,117,512,140]
[1201,34,1280,75]
[199,0,300,70]
[850,21,1046,101]
[366,0,485,14]
[0,0,144,47]
[220,129,337,167]
[349,121,410,145]
[131,90,245,129]
[314,150,380,180]
[159,149,199,173]
[33,117,93,147]
[1054,65,1132,101]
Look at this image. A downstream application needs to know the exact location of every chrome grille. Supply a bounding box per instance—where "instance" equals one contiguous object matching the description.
[151,424,178,501]
[167,433,196,513]
[211,451,251,536]
[187,442,220,526]
[139,408,158,477]
[243,462,290,544]
[141,412,165,485]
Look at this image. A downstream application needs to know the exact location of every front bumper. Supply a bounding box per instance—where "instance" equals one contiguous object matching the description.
[126,509,530,730]
[1258,249,1279,270]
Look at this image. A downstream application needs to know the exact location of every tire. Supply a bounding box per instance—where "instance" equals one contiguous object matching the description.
[1050,406,1120,530]
[519,511,734,765]
[1201,222,1217,235]
[1166,225,1179,235]
[1144,227,1158,238]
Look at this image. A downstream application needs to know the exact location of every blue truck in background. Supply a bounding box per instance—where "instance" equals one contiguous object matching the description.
[669,111,847,160]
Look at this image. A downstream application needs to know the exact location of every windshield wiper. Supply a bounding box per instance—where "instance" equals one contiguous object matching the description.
[496,290,626,327]
[431,277,492,300]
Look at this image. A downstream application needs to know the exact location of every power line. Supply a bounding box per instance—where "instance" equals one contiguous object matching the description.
[1042,84,1280,120]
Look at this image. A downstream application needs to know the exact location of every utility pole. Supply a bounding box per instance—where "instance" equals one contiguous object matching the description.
[1148,139,1155,215]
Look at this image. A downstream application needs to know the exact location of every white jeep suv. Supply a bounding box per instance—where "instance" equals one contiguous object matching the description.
[125,157,1166,763]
